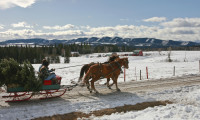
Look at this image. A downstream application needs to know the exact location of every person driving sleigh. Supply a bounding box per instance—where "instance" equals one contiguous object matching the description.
[39,59,59,84]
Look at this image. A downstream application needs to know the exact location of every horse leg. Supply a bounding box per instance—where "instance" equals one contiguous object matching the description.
[107,78,115,89]
[107,78,111,89]
[83,73,92,92]
[86,81,91,92]
[108,83,114,88]
[113,77,120,91]
[115,83,121,91]
[91,79,99,93]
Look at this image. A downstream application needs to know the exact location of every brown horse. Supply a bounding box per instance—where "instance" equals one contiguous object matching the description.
[83,58,129,93]
[78,55,120,89]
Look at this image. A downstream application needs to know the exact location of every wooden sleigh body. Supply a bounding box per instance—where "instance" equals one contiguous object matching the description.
[2,76,69,102]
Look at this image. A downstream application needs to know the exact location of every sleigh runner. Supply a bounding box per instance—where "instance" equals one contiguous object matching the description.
[2,75,77,102]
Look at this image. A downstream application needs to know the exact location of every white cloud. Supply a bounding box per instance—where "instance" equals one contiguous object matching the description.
[170,28,196,35]
[11,22,33,28]
[43,24,75,30]
[161,18,200,28]
[0,0,36,9]
[90,26,115,32]
[80,25,91,30]
[0,29,85,41]
[86,25,160,39]
[0,29,36,40]
[1,18,200,42]
[143,17,166,22]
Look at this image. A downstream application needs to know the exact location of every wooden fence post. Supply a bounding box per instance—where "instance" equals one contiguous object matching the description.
[173,66,175,76]
[124,67,126,82]
[146,66,148,79]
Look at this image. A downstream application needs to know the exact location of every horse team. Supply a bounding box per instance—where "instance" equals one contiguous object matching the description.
[79,55,129,93]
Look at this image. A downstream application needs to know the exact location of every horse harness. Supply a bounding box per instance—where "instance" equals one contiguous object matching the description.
[98,61,122,79]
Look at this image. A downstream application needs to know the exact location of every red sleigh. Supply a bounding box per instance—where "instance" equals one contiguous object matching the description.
[2,75,73,102]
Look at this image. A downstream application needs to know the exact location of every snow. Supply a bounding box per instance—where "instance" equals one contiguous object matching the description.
[145,38,150,42]
[93,85,200,120]
[93,104,200,120]
[181,42,189,46]
[47,51,200,85]
[150,39,154,43]
[162,40,169,46]
[1,51,200,120]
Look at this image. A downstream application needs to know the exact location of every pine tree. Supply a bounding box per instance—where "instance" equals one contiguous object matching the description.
[20,61,42,91]
[0,59,42,92]
[0,58,22,87]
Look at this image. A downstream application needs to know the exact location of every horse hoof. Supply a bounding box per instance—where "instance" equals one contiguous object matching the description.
[95,91,99,94]
[117,89,121,92]
[108,87,111,89]
[90,91,92,93]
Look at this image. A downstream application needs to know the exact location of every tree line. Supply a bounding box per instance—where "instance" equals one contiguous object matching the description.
[1,43,199,64]
[0,44,72,64]
[0,43,125,64]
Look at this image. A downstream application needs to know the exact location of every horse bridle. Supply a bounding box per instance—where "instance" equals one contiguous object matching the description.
[124,60,129,68]
[116,62,121,70]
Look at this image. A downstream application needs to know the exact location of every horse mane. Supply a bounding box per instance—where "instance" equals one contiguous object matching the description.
[108,55,119,62]
[111,57,128,65]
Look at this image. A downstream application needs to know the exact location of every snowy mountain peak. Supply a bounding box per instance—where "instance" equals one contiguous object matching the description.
[0,37,199,47]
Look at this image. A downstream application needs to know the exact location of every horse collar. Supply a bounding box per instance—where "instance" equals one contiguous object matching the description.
[116,62,121,68]
[109,63,114,70]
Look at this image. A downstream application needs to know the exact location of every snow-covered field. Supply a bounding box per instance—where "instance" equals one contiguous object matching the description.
[92,85,200,120]
[33,50,200,85]
[1,51,200,120]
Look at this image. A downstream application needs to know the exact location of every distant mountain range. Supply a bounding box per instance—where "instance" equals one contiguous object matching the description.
[0,37,199,47]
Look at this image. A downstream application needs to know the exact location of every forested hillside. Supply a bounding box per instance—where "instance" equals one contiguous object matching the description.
[1,42,200,64]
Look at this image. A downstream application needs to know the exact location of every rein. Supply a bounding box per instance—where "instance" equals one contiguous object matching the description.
[55,64,85,70]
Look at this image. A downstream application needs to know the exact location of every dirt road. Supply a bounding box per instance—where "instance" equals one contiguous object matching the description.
[1,74,200,120]
[1,75,200,106]
[61,74,200,99]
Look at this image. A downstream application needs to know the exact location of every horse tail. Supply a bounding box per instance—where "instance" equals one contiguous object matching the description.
[78,65,86,82]
[78,63,93,82]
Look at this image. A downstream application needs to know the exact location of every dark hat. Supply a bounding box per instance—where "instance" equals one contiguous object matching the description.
[42,59,49,66]
[42,59,47,64]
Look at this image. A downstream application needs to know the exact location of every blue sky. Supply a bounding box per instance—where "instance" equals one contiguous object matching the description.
[0,0,200,42]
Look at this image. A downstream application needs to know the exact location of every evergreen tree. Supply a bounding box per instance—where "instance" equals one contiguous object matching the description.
[0,58,22,87]
[20,61,42,91]
[0,59,42,91]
